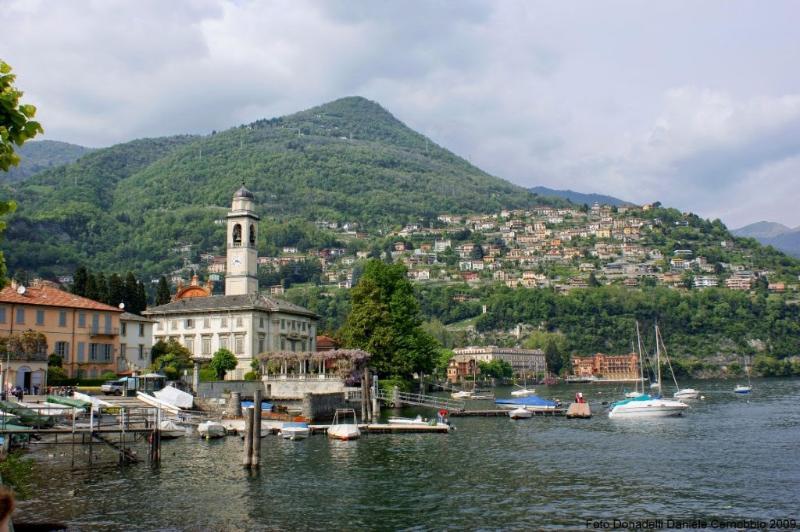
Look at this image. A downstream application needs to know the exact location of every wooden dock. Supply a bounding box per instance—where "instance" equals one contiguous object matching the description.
[449,408,566,417]
[309,423,452,435]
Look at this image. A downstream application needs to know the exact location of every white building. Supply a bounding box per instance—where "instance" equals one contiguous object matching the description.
[144,186,318,381]
[119,312,155,373]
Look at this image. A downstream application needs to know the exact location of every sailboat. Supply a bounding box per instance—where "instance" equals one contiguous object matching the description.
[451,361,494,400]
[625,330,646,399]
[511,358,535,397]
[734,356,753,394]
[608,323,689,419]
[656,327,700,400]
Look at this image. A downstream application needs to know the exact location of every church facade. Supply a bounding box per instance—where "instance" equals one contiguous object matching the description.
[143,186,318,380]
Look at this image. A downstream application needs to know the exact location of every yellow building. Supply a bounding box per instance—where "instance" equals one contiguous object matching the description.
[0,280,124,387]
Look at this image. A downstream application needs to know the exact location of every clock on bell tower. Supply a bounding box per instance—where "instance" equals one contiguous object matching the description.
[225,184,260,296]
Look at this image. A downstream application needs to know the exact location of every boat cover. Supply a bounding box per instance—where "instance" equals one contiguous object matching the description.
[154,386,194,409]
[282,421,308,428]
[495,395,557,407]
[609,394,654,408]
[241,400,273,412]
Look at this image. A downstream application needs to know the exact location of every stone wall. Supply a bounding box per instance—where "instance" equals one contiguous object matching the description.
[264,378,348,399]
[196,380,265,399]
[301,392,351,421]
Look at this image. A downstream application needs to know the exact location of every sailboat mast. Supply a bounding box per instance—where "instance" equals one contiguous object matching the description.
[635,321,644,394]
[655,323,662,395]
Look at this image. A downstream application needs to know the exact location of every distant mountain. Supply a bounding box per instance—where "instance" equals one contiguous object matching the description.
[3,96,555,277]
[1,140,93,183]
[732,221,800,258]
[529,186,632,207]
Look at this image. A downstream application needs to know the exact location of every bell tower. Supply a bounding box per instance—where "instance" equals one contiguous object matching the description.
[225,184,260,295]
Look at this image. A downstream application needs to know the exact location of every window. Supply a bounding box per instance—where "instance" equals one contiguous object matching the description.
[59,311,67,327]
[281,319,285,329]
[185,319,194,329]
[219,335,229,350]
[0,307,5,323]
[121,322,127,336]
[89,343,112,362]
[259,317,264,328]
[301,321,306,331]
[55,341,69,359]
[139,323,145,336]
[170,320,177,330]
[220,317,228,328]
[15,308,24,325]
[185,337,195,354]
[120,343,127,359]
[236,316,243,327]
[301,340,306,352]
[78,312,86,328]
[234,335,244,355]
[201,337,211,355]
[258,336,265,353]
[280,338,285,350]
[138,345,145,360]
[156,321,163,331]
[36,309,45,325]
[203,318,210,329]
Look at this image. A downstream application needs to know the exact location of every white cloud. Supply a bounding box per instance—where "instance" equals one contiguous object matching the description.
[1,0,799,228]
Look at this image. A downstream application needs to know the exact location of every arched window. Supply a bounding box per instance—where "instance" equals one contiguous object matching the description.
[232,224,242,245]
[249,224,256,245]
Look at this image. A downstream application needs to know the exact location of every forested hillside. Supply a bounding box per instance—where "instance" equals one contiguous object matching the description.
[0,140,92,183]
[2,97,546,278]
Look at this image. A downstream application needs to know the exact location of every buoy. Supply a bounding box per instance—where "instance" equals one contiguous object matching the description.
[700,395,705,400]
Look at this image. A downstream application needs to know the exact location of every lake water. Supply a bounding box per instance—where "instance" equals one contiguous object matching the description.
[15,378,800,530]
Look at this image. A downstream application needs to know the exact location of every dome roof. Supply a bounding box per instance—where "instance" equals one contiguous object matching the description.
[234,185,255,199]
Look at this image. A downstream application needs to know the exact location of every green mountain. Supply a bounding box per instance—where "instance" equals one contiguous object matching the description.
[2,97,548,278]
[732,221,800,258]
[1,140,93,183]
[529,186,632,207]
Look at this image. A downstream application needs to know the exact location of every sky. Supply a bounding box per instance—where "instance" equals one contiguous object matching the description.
[2,0,799,229]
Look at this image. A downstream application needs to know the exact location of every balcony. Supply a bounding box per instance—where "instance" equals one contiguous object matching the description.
[90,327,119,337]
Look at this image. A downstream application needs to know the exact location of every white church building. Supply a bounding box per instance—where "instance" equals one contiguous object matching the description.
[143,186,318,380]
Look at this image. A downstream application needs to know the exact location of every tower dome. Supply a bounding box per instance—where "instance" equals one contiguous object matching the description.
[234,185,255,200]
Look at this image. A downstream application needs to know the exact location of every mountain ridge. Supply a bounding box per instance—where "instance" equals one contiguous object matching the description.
[1,140,93,183]
[732,221,800,257]
[529,186,631,207]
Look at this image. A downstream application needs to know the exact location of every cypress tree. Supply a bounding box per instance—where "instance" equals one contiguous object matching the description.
[155,276,171,306]
[136,281,148,314]
[124,272,138,311]
[73,266,88,296]
[108,273,125,307]
[85,272,98,301]
[95,272,109,305]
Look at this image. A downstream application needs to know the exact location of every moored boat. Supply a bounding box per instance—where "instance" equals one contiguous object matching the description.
[673,388,700,400]
[197,420,226,439]
[734,384,752,394]
[495,395,559,412]
[327,408,360,441]
[608,394,689,418]
[159,419,186,439]
[511,387,536,397]
[387,415,425,425]
[281,422,310,440]
[508,407,532,419]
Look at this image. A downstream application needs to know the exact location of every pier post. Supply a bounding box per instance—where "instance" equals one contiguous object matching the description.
[242,407,253,467]
[192,361,201,393]
[251,390,262,468]
[372,374,379,423]
[231,392,242,418]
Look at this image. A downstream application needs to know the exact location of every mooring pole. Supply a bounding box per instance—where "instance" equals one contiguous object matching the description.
[372,374,379,423]
[242,407,253,467]
[89,407,94,466]
[252,390,262,468]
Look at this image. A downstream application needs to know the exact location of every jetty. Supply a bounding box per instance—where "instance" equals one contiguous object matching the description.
[450,408,566,417]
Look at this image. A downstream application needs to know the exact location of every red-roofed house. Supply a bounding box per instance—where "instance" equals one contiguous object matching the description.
[0,279,124,387]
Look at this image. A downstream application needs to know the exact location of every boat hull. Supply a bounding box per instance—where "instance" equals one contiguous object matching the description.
[197,421,226,439]
[281,427,310,440]
[609,400,688,418]
[327,425,360,440]
[673,389,700,400]
[508,408,532,419]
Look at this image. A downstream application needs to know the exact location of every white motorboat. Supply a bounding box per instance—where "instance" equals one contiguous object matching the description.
[608,395,689,418]
[734,384,752,394]
[159,419,186,439]
[451,390,474,399]
[511,387,536,397]
[327,408,360,441]
[673,388,700,400]
[281,422,310,441]
[508,407,532,419]
[388,415,425,425]
[625,391,645,398]
[197,420,226,439]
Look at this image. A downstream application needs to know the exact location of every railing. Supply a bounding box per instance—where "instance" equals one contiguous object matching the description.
[374,389,466,412]
[90,327,119,336]
[262,374,342,381]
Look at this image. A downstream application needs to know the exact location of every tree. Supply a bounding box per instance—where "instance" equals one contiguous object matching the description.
[209,348,237,380]
[545,339,563,376]
[123,272,138,311]
[72,266,88,296]
[588,272,600,287]
[478,359,513,379]
[151,339,192,380]
[155,276,171,305]
[136,281,148,313]
[338,260,438,379]
[95,272,109,304]
[0,61,43,287]
[108,273,125,308]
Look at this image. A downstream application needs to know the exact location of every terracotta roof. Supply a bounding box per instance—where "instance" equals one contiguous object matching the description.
[0,285,123,312]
